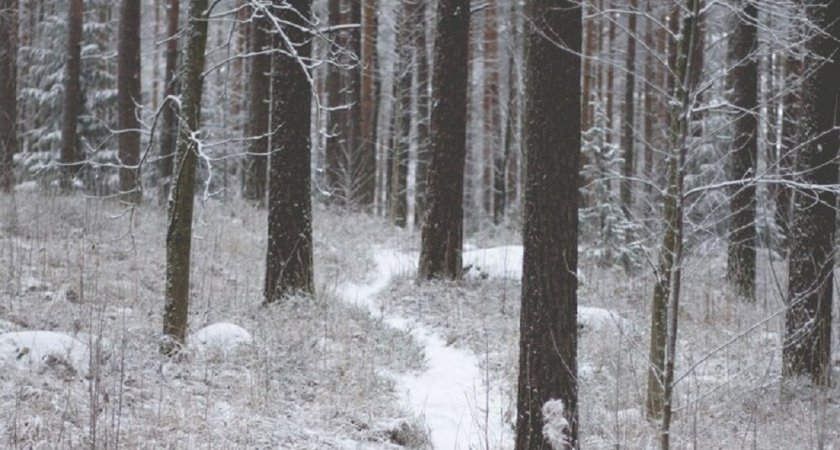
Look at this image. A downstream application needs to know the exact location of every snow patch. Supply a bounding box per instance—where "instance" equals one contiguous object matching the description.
[542,399,571,450]
[462,245,523,279]
[0,331,90,376]
[188,322,252,354]
[578,306,625,330]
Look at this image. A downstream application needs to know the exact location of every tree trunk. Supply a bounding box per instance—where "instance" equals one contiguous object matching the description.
[483,0,502,224]
[243,7,270,205]
[414,0,430,226]
[0,0,17,192]
[776,53,801,253]
[264,0,314,302]
[388,1,412,228]
[346,0,362,204]
[118,0,142,203]
[60,0,84,191]
[417,0,470,281]
[782,0,840,386]
[515,0,582,448]
[358,0,377,208]
[324,0,344,202]
[161,0,211,355]
[620,0,638,216]
[159,0,179,204]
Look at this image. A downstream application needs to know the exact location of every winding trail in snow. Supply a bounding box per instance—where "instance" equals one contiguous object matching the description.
[341,249,511,450]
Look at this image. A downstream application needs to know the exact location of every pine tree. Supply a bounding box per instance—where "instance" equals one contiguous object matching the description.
[117,0,142,203]
[60,0,84,190]
[243,5,270,205]
[0,0,17,192]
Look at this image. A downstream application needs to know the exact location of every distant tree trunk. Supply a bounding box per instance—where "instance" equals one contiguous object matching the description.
[162,0,211,355]
[776,54,801,252]
[515,0,582,448]
[324,0,344,203]
[264,0,314,302]
[243,8,270,205]
[725,0,758,301]
[358,0,377,208]
[418,0,470,280]
[118,0,142,203]
[483,0,502,224]
[581,0,595,133]
[388,0,411,227]
[346,0,362,204]
[605,1,616,144]
[0,0,17,192]
[159,0,179,203]
[414,0,430,225]
[782,0,840,387]
[642,0,655,203]
[60,0,84,190]
[620,0,638,216]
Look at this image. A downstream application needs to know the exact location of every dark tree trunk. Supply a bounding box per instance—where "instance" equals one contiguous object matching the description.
[346,0,362,204]
[0,0,17,192]
[620,0,638,217]
[264,0,314,302]
[725,0,758,301]
[159,0,179,203]
[515,0,582,448]
[324,0,344,202]
[417,0,470,280]
[60,0,84,190]
[162,0,211,354]
[118,0,142,203]
[388,1,411,228]
[783,0,840,386]
[243,8,270,205]
[358,0,377,208]
[776,54,801,252]
[414,0,430,225]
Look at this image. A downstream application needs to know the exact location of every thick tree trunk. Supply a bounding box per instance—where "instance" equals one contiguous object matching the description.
[0,0,17,192]
[418,0,470,280]
[162,0,211,355]
[264,0,314,302]
[414,0,430,226]
[725,0,758,301]
[620,0,638,216]
[358,0,377,208]
[159,0,179,203]
[243,8,270,205]
[60,0,84,191]
[783,0,840,386]
[515,1,582,449]
[118,0,143,203]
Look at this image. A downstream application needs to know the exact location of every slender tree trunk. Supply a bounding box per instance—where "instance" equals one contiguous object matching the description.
[782,0,840,386]
[776,54,801,252]
[414,0,430,226]
[725,0,758,301]
[605,1,616,144]
[60,0,84,190]
[162,0,211,354]
[264,0,314,302]
[418,0,470,280]
[118,0,143,203]
[0,0,18,192]
[243,8,270,205]
[388,0,412,228]
[581,0,594,133]
[516,0,582,448]
[324,0,344,202]
[483,0,503,224]
[346,0,362,204]
[358,0,377,208]
[159,0,179,203]
[620,0,638,216]
[642,0,655,203]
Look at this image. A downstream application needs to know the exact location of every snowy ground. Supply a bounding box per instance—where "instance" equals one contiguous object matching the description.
[2,192,840,449]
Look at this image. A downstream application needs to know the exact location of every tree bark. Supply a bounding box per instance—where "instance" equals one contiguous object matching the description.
[0,0,17,192]
[358,0,377,208]
[388,0,412,228]
[324,0,344,202]
[414,0,430,225]
[515,0,582,448]
[264,0,314,302]
[243,7,270,205]
[418,0,470,280]
[118,0,142,203]
[782,0,840,386]
[60,0,84,190]
[162,0,211,354]
[159,0,179,203]
[620,0,638,216]
[776,54,801,253]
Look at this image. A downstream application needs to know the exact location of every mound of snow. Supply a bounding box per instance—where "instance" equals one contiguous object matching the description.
[462,245,523,279]
[0,331,90,376]
[578,306,625,330]
[189,322,252,354]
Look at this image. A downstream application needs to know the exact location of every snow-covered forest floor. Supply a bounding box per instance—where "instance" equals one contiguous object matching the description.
[1,192,840,449]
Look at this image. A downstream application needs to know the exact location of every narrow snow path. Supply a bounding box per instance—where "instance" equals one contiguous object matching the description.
[341,249,511,450]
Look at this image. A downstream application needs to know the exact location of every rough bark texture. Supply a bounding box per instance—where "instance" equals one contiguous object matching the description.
[776,54,801,252]
[159,0,179,203]
[0,0,17,192]
[725,0,758,302]
[413,0,430,225]
[620,0,638,216]
[358,0,377,208]
[118,0,142,203]
[388,0,412,228]
[162,0,210,354]
[515,1,582,449]
[417,0,469,281]
[60,0,84,190]
[346,0,362,204]
[783,0,840,386]
[264,0,314,302]
[243,8,270,205]
[324,0,344,202]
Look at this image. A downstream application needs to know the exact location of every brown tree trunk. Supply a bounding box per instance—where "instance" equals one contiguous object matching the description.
[60,0,84,190]
[0,0,18,192]
[418,0,470,280]
[414,0,430,226]
[725,0,758,302]
[162,0,211,354]
[243,7,270,205]
[516,1,582,448]
[620,0,638,216]
[264,0,314,302]
[358,0,377,208]
[388,1,412,227]
[346,0,362,204]
[783,0,840,386]
[483,0,502,223]
[159,0,179,203]
[118,0,142,203]
[324,0,344,202]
